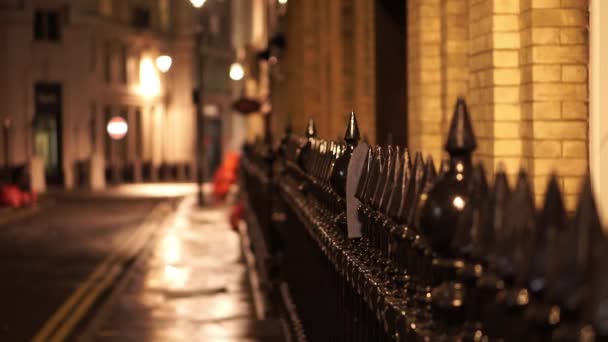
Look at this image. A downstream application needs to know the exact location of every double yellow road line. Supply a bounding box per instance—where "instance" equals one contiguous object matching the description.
[32,202,171,342]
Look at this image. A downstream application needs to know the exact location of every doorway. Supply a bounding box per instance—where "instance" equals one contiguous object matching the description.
[34,83,63,185]
[375,0,407,146]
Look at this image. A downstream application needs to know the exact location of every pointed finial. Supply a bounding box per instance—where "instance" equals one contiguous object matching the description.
[502,169,536,284]
[389,148,412,221]
[403,148,412,171]
[479,169,510,262]
[306,118,317,138]
[344,111,360,144]
[363,146,383,205]
[527,174,566,293]
[423,155,437,188]
[575,175,608,328]
[541,175,566,227]
[404,152,426,225]
[355,146,374,200]
[576,175,603,244]
[379,146,397,212]
[439,157,450,176]
[385,146,403,215]
[469,164,490,258]
[445,97,477,155]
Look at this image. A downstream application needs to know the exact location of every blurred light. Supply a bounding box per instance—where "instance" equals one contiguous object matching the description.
[269,56,278,65]
[162,235,182,264]
[229,62,244,81]
[190,0,207,8]
[155,55,172,73]
[453,196,465,210]
[163,265,189,287]
[278,0,288,4]
[106,116,128,140]
[139,57,161,97]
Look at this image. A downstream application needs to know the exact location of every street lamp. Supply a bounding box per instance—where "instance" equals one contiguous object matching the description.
[155,55,172,73]
[229,62,244,81]
[190,0,209,206]
[190,0,207,8]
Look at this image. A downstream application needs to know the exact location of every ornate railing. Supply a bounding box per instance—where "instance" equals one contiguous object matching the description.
[240,98,607,341]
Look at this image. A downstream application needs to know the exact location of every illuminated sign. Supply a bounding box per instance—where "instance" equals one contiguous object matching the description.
[106,116,128,140]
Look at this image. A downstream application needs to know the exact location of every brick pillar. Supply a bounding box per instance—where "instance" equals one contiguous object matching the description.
[441,0,469,137]
[407,0,443,161]
[441,0,469,139]
[327,0,346,139]
[520,0,589,208]
[353,0,376,143]
[301,0,325,137]
[468,0,522,176]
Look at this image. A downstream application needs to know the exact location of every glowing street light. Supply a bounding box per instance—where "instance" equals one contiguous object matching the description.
[155,55,172,73]
[229,62,244,81]
[190,0,207,8]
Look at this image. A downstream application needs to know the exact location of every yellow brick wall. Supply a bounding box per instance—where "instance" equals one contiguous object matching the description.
[271,0,376,142]
[441,0,469,139]
[405,0,589,208]
[407,0,444,162]
[520,0,589,208]
[275,0,589,209]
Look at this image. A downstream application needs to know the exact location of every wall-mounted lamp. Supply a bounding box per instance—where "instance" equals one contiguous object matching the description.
[190,0,207,8]
[155,55,172,73]
[229,62,244,81]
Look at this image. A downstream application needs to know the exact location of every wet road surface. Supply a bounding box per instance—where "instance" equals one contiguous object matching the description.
[0,192,166,341]
[81,197,285,341]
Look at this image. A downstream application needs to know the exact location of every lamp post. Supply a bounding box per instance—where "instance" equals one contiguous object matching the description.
[190,0,208,206]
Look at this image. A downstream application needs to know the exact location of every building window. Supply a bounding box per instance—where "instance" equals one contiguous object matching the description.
[33,10,61,41]
[132,7,150,29]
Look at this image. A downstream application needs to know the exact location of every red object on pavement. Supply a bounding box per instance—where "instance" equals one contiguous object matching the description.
[213,152,240,200]
[0,185,37,208]
[1,185,22,208]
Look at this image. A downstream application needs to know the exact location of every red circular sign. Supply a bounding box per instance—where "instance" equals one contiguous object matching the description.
[106,116,128,140]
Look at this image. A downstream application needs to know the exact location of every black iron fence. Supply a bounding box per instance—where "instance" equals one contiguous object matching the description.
[240,97,606,341]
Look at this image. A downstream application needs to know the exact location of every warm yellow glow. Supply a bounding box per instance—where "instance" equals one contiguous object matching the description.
[229,62,245,81]
[190,0,207,8]
[162,235,182,264]
[139,57,161,97]
[163,265,189,287]
[278,0,288,4]
[453,196,465,210]
[155,55,172,73]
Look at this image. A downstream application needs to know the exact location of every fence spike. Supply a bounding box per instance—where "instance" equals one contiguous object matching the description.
[527,174,566,295]
[355,146,373,201]
[345,111,360,145]
[445,97,477,155]
[306,118,317,138]
[502,170,535,286]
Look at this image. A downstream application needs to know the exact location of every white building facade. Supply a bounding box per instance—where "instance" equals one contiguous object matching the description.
[0,0,201,190]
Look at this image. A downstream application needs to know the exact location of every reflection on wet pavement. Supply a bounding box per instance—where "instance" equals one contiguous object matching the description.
[86,197,284,341]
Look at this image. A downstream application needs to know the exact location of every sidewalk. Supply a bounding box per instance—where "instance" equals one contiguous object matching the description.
[80,196,285,341]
